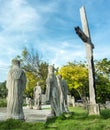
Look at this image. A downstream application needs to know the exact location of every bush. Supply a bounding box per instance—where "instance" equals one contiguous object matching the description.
[100,109,110,119]
[0,99,7,107]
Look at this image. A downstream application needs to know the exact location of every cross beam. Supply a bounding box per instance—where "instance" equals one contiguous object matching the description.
[74,26,94,49]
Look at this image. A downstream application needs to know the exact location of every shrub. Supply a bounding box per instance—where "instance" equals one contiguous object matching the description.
[100,109,110,119]
[0,99,7,107]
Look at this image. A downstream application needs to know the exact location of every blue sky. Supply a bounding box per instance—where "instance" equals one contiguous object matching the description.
[0,0,110,82]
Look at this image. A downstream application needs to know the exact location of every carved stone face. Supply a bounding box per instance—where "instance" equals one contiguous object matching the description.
[12,59,20,67]
[48,65,54,74]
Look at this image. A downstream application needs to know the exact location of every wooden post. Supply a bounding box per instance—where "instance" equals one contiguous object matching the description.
[80,6,96,105]
[75,6,100,115]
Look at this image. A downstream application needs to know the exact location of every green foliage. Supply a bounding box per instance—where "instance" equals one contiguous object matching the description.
[24,71,38,98]
[0,99,7,107]
[24,62,48,98]
[16,47,48,97]
[95,58,110,103]
[38,62,48,93]
[95,58,110,75]
[0,81,7,98]
[100,109,110,119]
[58,62,88,99]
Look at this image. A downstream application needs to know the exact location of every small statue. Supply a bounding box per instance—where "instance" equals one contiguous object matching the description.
[34,82,42,110]
[26,97,33,109]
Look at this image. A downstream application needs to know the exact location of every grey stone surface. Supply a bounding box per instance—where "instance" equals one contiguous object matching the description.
[41,94,47,104]
[0,105,51,122]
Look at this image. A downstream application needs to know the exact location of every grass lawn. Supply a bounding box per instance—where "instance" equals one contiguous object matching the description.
[0,107,110,130]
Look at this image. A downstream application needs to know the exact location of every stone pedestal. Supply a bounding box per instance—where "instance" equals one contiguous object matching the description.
[87,104,100,115]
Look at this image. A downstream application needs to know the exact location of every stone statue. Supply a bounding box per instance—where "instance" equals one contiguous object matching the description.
[46,65,61,116]
[6,59,26,120]
[61,76,69,112]
[57,75,65,113]
[57,74,69,113]
[26,97,33,109]
[33,82,42,110]
[71,96,75,107]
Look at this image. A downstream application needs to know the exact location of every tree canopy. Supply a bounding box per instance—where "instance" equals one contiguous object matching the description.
[15,47,48,98]
[58,62,89,100]
[95,58,110,103]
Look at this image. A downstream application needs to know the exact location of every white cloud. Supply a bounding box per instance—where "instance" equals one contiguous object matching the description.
[0,0,110,82]
[0,0,40,33]
[34,39,85,67]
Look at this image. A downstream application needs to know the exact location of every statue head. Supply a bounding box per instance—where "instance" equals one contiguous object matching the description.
[12,59,20,67]
[48,65,54,74]
[57,74,62,79]
[37,81,40,86]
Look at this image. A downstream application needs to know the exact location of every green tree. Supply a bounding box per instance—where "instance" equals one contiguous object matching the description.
[17,47,48,98]
[95,58,110,103]
[0,81,7,98]
[58,62,88,100]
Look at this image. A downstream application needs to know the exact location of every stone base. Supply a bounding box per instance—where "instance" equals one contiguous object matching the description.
[87,104,100,115]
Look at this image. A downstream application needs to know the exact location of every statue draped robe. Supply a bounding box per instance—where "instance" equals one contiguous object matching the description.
[6,65,26,120]
[57,75,69,113]
[46,72,61,116]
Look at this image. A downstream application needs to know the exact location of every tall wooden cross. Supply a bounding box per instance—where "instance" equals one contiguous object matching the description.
[75,6,99,115]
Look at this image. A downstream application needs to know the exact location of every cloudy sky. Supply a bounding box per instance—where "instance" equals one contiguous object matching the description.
[0,0,110,82]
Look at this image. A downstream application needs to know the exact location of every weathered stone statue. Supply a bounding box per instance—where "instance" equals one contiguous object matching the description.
[62,77,69,112]
[6,59,26,120]
[71,96,75,107]
[46,65,61,116]
[33,82,42,110]
[26,97,33,109]
[57,75,69,113]
[57,75,65,113]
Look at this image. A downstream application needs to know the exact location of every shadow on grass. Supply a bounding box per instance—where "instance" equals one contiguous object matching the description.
[1,108,110,130]
[45,116,58,130]
[45,111,88,129]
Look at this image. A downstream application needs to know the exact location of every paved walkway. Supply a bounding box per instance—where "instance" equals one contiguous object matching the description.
[0,105,51,122]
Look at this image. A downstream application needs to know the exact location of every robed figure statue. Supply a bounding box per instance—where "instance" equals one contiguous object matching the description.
[46,65,61,116]
[6,59,26,120]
